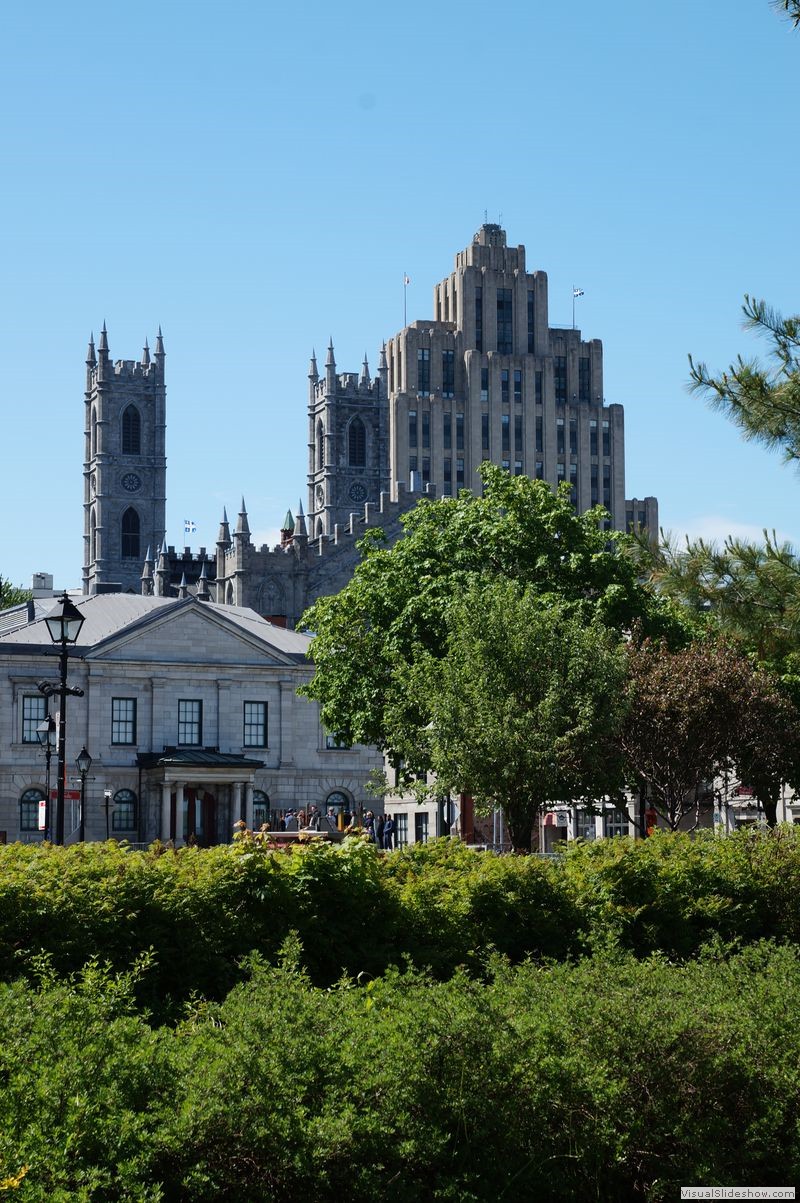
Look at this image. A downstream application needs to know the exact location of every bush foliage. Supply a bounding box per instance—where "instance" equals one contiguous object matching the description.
[2,830,800,1198]
[2,829,800,1006]
[0,941,798,1200]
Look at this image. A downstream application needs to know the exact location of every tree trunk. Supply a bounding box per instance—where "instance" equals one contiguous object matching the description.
[505,803,536,854]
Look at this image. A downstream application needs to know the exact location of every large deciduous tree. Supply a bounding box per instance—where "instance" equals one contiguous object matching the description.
[408,581,628,853]
[620,637,800,830]
[301,463,684,770]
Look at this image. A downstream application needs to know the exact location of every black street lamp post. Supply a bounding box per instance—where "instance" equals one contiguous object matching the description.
[36,714,57,840]
[76,746,92,842]
[43,594,86,845]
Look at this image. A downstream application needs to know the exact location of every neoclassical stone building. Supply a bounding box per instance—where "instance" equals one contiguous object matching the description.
[0,593,380,845]
[81,224,658,627]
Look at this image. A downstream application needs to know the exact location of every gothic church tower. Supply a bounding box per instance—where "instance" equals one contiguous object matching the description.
[82,325,167,594]
[307,340,389,539]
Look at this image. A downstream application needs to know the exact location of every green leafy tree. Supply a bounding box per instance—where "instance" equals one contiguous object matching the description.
[301,462,686,769]
[620,637,800,830]
[408,580,628,853]
[0,577,31,609]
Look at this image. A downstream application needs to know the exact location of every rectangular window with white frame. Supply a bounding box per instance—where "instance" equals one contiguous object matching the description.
[178,699,202,746]
[243,701,267,747]
[111,697,137,745]
[22,695,46,743]
[394,813,408,848]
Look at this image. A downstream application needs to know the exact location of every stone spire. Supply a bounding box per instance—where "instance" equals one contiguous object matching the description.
[97,322,109,382]
[234,497,250,539]
[294,499,308,540]
[360,352,370,387]
[141,338,150,367]
[196,560,211,601]
[86,333,96,367]
[177,572,189,599]
[140,546,154,596]
[281,508,295,549]
[378,341,388,397]
[309,349,318,381]
[154,326,165,358]
[325,338,336,389]
[216,507,231,549]
[154,537,169,597]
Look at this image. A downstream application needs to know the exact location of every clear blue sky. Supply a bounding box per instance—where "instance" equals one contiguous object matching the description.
[2,0,798,590]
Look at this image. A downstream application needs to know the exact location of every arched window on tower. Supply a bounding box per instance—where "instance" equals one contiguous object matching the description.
[348,417,366,467]
[316,518,324,539]
[316,420,325,470]
[121,508,140,559]
[122,405,141,454]
[90,508,97,564]
[91,406,97,457]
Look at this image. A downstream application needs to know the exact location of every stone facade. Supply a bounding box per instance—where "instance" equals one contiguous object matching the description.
[385,224,632,528]
[83,326,167,595]
[0,594,381,845]
[84,225,657,629]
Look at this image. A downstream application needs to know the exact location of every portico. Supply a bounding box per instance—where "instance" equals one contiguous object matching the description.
[137,748,264,846]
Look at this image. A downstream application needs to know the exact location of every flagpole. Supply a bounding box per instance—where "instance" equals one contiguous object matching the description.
[403,273,408,328]
[572,287,584,330]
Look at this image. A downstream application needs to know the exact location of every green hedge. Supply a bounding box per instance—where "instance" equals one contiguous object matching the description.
[0,941,798,1201]
[1,828,800,1014]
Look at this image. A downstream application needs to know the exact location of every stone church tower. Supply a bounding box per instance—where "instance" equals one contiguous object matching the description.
[306,339,390,538]
[82,325,167,594]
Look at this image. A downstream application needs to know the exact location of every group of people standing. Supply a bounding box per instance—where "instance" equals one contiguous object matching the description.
[274,806,395,849]
[363,810,396,850]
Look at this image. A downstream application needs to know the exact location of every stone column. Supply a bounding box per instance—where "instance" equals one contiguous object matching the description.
[174,783,185,846]
[244,783,254,831]
[161,784,172,842]
[232,782,244,826]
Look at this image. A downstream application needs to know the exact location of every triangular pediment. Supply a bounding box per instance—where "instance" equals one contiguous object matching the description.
[87,599,301,667]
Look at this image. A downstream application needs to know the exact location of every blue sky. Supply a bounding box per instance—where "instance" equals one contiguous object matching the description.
[2,0,798,590]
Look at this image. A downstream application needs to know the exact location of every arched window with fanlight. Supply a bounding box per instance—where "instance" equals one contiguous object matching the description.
[316,420,325,470]
[326,790,351,816]
[348,417,366,467]
[20,788,45,832]
[121,508,140,559]
[112,789,137,831]
[122,405,141,454]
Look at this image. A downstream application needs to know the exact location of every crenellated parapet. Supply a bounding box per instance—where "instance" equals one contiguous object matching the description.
[147,478,434,627]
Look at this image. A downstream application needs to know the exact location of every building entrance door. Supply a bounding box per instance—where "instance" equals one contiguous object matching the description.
[171,788,217,846]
